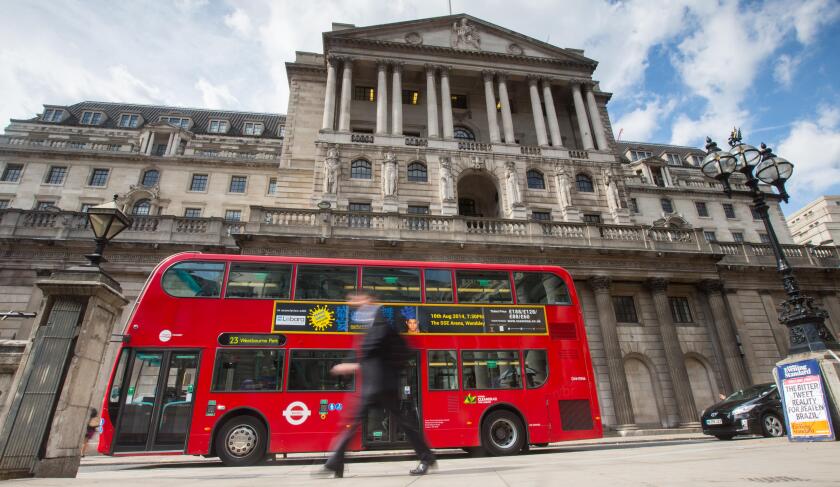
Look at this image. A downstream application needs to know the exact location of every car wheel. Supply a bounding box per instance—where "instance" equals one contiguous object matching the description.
[714,434,734,441]
[216,415,267,467]
[761,414,785,438]
[481,410,525,456]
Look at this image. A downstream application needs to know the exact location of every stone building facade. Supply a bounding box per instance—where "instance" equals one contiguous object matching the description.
[1,14,839,431]
[787,195,840,246]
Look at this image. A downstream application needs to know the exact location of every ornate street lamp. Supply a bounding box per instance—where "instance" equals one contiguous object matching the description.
[85,196,132,267]
[702,129,838,354]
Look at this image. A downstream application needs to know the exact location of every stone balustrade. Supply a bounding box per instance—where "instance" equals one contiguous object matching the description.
[2,208,838,268]
[1,136,129,153]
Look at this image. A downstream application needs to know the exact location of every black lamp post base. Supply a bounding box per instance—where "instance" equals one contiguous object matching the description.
[782,295,839,354]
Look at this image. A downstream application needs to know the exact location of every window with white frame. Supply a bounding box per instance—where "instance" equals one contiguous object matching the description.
[208,120,229,133]
[665,153,682,166]
[722,203,736,219]
[267,177,278,195]
[530,211,551,222]
[732,231,744,243]
[704,231,717,242]
[629,150,652,161]
[224,209,242,221]
[44,166,68,185]
[695,201,709,217]
[0,200,10,209]
[660,198,674,214]
[229,175,247,193]
[160,116,190,129]
[35,200,56,210]
[88,168,110,187]
[277,125,286,138]
[118,114,140,128]
[42,108,64,122]
[243,122,264,136]
[759,233,771,244]
[80,111,103,125]
[184,208,202,218]
[1,163,23,182]
[629,198,639,214]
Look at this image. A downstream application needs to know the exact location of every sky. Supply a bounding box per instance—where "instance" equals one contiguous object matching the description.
[1,0,839,213]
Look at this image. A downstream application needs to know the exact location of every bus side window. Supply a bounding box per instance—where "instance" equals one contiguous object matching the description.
[524,350,548,388]
[428,350,458,390]
[362,267,421,302]
[226,263,292,299]
[424,269,454,303]
[161,261,226,298]
[212,349,284,392]
[456,270,512,303]
[461,350,521,390]
[287,350,355,391]
[295,266,357,301]
[513,272,571,305]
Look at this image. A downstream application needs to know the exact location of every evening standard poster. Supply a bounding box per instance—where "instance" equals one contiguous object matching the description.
[776,359,835,441]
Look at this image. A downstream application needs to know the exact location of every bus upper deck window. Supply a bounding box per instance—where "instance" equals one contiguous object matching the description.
[226,263,292,299]
[295,265,357,301]
[514,272,571,305]
[162,261,226,298]
[362,267,421,302]
[456,270,512,303]
[424,269,453,303]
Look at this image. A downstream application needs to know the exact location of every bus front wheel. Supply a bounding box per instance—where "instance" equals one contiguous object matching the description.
[216,415,267,467]
[481,410,525,456]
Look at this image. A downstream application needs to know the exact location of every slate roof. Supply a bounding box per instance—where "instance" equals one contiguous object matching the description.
[615,140,706,162]
[15,101,286,139]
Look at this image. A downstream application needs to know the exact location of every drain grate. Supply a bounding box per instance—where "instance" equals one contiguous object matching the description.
[745,477,808,483]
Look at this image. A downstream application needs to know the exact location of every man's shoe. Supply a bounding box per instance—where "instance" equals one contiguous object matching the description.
[313,464,344,478]
[409,460,436,475]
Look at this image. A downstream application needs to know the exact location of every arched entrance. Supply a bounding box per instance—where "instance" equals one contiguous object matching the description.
[685,356,716,416]
[457,172,499,218]
[625,357,662,425]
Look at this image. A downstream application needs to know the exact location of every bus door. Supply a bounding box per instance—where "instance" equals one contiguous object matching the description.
[110,349,200,453]
[363,353,420,448]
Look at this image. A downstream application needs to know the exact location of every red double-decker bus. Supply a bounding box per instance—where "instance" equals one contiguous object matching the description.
[98,252,602,466]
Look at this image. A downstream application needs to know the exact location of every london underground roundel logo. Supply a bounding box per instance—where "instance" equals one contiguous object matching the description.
[282,401,311,426]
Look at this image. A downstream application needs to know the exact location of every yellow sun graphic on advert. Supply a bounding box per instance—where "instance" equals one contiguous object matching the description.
[308,305,335,332]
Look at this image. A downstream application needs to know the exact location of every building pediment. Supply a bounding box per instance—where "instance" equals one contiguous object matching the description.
[325,14,596,67]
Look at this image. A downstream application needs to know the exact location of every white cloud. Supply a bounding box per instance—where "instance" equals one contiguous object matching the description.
[613,96,677,142]
[776,105,840,196]
[224,8,252,36]
[773,54,800,89]
[195,78,239,109]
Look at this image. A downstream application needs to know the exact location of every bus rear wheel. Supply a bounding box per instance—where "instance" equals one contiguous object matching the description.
[216,415,267,467]
[481,410,525,456]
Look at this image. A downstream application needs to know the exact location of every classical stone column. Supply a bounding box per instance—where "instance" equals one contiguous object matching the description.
[589,276,636,429]
[337,58,353,132]
[391,62,403,136]
[571,83,595,150]
[164,132,175,156]
[375,61,389,135]
[482,71,501,143]
[497,73,515,144]
[647,278,699,426]
[321,56,337,130]
[585,86,609,150]
[699,280,750,390]
[425,65,439,138]
[527,76,549,146]
[439,66,454,139]
[541,78,563,147]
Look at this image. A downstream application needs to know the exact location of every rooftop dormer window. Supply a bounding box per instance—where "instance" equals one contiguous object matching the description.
[160,116,190,129]
[277,125,286,138]
[208,119,230,134]
[629,150,652,161]
[118,114,140,128]
[80,111,104,125]
[665,153,682,166]
[42,108,65,123]
[243,122,264,136]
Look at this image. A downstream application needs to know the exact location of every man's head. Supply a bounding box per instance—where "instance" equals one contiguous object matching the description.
[347,290,375,307]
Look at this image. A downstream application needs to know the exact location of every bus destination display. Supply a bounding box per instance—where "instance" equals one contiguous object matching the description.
[272,302,547,335]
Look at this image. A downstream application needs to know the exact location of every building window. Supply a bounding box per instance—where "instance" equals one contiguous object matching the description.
[44,166,67,185]
[268,177,278,195]
[224,209,242,222]
[0,200,9,209]
[141,169,160,187]
[160,116,189,129]
[629,198,639,214]
[630,150,652,161]
[277,125,286,138]
[132,199,151,216]
[576,174,594,192]
[243,122,263,136]
[1,163,23,182]
[407,162,428,182]
[353,86,376,102]
[723,203,736,219]
[350,159,372,179]
[450,94,468,109]
[184,208,202,218]
[349,202,371,212]
[669,297,693,323]
[208,120,229,133]
[531,211,551,222]
[704,231,717,242]
[118,114,140,128]
[88,168,109,187]
[459,198,477,217]
[612,296,638,323]
[453,126,475,140]
[665,153,682,166]
[80,203,95,212]
[651,167,666,187]
[190,174,209,192]
[582,213,601,224]
[732,231,744,243]
[751,206,761,220]
[759,233,771,244]
[660,198,674,214]
[695,201,709,217]
[154,143,168,156]
[229,175,247,193]
[402,90,420,105]
[526,170,546,189]
[35,201,56,210]
[407,205,429,214]
[80,111,103,125]
[42,108,64,122]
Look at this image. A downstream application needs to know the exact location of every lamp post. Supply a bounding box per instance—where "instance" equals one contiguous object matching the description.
[701,129,838,355]
[85,196,132,267]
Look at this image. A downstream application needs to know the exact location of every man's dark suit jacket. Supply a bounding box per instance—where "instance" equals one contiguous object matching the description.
[359,306,411,401]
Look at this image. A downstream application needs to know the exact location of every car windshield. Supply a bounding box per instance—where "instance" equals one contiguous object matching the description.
[724,383,775,402]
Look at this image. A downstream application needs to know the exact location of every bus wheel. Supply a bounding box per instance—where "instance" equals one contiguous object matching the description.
[481,410,525,456]
[216,415,266,467]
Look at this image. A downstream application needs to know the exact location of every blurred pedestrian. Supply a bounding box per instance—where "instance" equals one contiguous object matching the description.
[81,408,99,456]
[318,290,436,478]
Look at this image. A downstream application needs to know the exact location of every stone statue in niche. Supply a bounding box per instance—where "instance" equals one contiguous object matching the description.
[505,161,522,206]
[382,150,398,197]
[451,18,480,50]
[323,145,340,194]
[556,170,572,209]
[439,157,455,202]
[607,174,622,212]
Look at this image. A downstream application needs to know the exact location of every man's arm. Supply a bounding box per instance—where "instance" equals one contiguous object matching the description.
[330,363,359,376]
